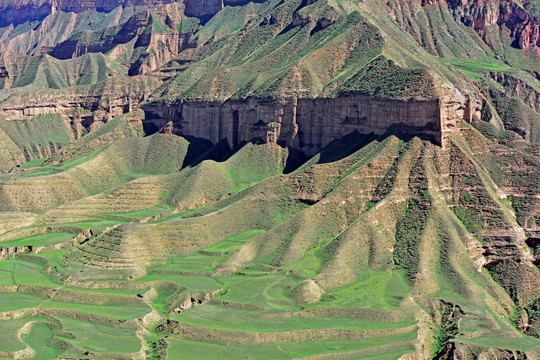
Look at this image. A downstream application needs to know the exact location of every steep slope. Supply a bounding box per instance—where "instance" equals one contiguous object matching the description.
[0,52,116,90]
[0,114,72,172]
[0,0,538,359]
[153,0,441,101]
[0,131,538,359]
[373,0,540,152]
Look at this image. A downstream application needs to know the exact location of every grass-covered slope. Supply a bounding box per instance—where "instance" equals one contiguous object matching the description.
[154,0,439,101]
[0,126,538,359]
[0,133,190,213]
[0,52,118,90]
[0,114,72,172]
[0,0,538,359]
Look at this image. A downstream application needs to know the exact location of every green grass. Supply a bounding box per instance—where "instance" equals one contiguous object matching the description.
[167,339,291,360]
[64,286,145,296]
[315,270,410,311]
[175,304,416,332]
[56,316,141,354]
[152,253,219,273]
[454,334,540,352]
[2,148,106,181]
[0,270,14,285]
[105,202,176,219]
[0,258,61,287]
[18,158,47,168]
[139,273,222,291]
[393,153,431,281]
[0,115,71,153]
[33,248,70,272]
[451,60,512,79]
[0,292,45,312]
[217,274,282,306]
[149,230,266,274]
[0,318,37,352]
[278,331,417,358]
[0,114,71,172]
[13,261,60,287]
[59,219,128,230]
[40,301,150,320]
[204,230,265,253]
[0,232,74,248]
[24,323,58,360]
[288,237,334,279]
[167,330,417,359]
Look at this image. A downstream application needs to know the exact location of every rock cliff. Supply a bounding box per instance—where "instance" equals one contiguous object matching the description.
[435,0,539,50]
[0,0,175,25]
[0,76,158,138]
[0,0,268,24]
[143,95,460,156]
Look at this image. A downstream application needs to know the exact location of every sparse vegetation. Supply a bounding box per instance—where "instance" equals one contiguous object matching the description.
[0,132,535,359]
[0,0,539,358]
[393,152,431,281]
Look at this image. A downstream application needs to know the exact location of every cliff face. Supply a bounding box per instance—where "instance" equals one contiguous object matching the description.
[184,0,222,19]
[143,95,457,156]
[440,0,539,50]
[391,0,539,57]
[47,10,153,60]
[0,0,266,24]
[0,0,175,25]
[0,76,158,139]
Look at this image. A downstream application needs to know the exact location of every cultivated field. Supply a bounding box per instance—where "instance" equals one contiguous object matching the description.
[0,129,539,359]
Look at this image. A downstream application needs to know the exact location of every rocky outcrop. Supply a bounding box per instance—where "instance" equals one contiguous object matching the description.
[488,72,540,113]
[480,229,540,306]
[143,95,459,156]
[441,0,539,50]
[128,31,195,75]
[0,76,157,139]
[0,0,176,25]
[0,237,76,260]
[0,0,268,25]
[525,229,540,266]
[0,93,141,122]
[46,8,160,61]
[168,289,222,315]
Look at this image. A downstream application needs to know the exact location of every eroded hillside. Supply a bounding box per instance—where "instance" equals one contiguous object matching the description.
[0,0,539,359]
[0,130,539,359]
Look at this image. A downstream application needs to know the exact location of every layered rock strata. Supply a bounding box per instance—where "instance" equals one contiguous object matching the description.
[0,0,267,24]
[431,0,540,50]
[144,95,459,156]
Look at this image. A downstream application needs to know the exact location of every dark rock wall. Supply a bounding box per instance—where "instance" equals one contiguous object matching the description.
[143,95,454,156]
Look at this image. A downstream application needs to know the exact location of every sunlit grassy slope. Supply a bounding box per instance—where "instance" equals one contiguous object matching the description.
[0,123,539,359]
[0,0,539,359]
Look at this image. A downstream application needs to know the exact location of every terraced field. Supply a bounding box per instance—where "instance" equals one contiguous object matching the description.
[0,0,538,358]
[0,127,539,359]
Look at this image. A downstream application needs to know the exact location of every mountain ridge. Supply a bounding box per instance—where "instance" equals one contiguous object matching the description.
[0,0,538,359]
